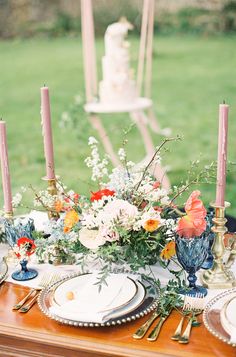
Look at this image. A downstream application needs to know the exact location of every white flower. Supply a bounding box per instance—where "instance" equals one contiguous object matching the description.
[79,228,105,250]
[88,136,98,146]
[101,199,138,229]
[98,226,119,242]
[12,193,22,208]
[118,148,126,162]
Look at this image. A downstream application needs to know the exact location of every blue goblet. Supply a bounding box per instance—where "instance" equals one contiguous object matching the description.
[201,210,215,270]
[4,218,38,281]
[4,218,35,246]
[11,258,38,281]
[175,232,209,297]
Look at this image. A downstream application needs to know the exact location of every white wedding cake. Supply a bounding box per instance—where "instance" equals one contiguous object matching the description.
[99,18,138,105]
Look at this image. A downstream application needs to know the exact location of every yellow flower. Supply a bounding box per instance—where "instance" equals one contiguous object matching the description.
[64,209,79,233]
[143,219,160,232]
[160,241,176,260]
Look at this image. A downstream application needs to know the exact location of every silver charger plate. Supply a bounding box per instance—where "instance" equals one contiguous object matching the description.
[0,257,8,284]
[38,271,159,327]
[203,288,236,347]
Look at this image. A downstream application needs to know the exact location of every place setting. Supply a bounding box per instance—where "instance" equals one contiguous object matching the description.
[37,270,158,327]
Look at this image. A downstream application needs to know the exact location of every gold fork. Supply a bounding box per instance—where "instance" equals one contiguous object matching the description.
[12,273,52,310]
[178,294,205,344]
[12,273,59,310]
[171,300,191,341]
[19,273,61,313]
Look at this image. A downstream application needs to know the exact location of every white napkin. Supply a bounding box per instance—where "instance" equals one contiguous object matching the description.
[49,273,130,323]
[28,210,48,232]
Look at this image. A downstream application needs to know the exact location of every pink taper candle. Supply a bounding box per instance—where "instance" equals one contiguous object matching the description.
[215,103,229,207]
[0,120,13,212]
[40,86,55,180]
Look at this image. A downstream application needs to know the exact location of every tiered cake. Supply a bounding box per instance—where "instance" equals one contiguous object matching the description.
[99,19,138,104]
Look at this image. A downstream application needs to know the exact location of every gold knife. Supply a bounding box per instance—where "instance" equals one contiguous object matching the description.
[133,310,161,339]
[147,309,172,341]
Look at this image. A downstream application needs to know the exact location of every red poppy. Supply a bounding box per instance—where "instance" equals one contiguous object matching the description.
[90,189,115,202]
[16,237,36,258]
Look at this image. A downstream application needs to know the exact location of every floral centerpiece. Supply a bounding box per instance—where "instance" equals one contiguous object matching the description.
[12,137,214,279]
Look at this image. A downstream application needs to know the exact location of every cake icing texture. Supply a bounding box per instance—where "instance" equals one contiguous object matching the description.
[99,18,138,104]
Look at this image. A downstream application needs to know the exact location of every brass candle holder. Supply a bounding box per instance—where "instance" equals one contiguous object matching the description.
[42,177,59,220]
[201,202,236,289]
[4,210,13,221]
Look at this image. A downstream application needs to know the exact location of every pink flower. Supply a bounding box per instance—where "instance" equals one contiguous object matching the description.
[177,190,207,238]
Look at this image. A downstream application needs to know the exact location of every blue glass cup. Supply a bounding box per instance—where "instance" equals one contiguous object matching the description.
[4,218,38,281]
[4,218,35,246]
[11,258,38,281]
[175,231,209,296]
[201,210,215,270]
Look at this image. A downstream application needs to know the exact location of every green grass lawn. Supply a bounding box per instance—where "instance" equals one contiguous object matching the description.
[0,34,236,216]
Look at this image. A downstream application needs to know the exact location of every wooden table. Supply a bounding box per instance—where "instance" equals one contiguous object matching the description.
[0,282,235,357]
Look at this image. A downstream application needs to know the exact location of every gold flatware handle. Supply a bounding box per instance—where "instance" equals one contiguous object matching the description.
[178,318,192,344]
[12,289,36,310]
[19,292,40,313]
[171,315,185,341]
[147,316,167,341]
[178,310,202,344]
[133,311,160,339]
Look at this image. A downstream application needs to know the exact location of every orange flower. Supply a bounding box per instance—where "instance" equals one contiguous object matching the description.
[55,200,64,213]
[63,209,79,233]
[160,241,176,260]
[143,219,160,232]
[177,190,207,238]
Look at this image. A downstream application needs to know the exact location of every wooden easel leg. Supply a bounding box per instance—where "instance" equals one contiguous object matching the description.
[147,107,172,137]
[130,111,171,190]
[89,114,120,167]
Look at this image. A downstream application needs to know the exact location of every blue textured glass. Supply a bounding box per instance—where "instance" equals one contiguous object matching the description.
[175,233,209,296]
[4,218,35,247]
[201,210,215,270]
[11,259,38,281]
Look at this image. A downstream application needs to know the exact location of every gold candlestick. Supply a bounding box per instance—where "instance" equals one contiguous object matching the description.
[4,210,13,221]
[201,202,236,289]
[42,177,59,220]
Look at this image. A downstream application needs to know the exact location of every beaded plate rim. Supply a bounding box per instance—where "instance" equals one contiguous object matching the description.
[203,287,236,347]
[37,270,159,328]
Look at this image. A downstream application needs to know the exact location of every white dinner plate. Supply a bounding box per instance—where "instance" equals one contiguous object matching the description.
[220,294,236,342]
[52,272,138,313]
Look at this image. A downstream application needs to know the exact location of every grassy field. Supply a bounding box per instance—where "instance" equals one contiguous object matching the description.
[0,35,236,216]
